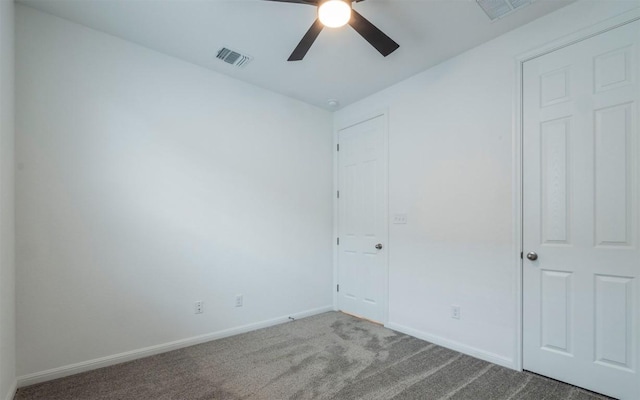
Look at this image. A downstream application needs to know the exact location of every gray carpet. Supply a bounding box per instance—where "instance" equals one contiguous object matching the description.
[15,312,612,400]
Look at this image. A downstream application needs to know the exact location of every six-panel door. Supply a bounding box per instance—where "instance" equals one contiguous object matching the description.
[337,115,387,323]
[523,20,639,399]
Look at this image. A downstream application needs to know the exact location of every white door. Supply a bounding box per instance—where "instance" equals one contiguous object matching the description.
[523,20,639,399]
[337,115,388,323]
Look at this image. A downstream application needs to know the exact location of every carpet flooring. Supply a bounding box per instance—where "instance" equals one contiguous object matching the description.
[15,312,612,400]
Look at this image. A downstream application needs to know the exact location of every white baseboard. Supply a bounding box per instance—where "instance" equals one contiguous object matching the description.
[385,322,516,370]
[3,380,17,400]
[17,305,333,388]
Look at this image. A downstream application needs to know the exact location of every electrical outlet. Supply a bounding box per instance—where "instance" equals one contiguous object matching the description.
[451,305,461,320]
[194,301,204,314]
[235,294,243,307]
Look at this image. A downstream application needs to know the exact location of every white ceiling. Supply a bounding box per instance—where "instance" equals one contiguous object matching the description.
[17,0,576,110]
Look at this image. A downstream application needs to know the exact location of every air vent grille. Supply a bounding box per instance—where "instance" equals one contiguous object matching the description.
[476,0,534,21]
[216,47,252,68]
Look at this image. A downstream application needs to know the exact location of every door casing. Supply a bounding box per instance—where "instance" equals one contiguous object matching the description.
[514,8,640,372]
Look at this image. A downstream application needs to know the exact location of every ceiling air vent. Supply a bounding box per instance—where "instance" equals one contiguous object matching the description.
[216,47,252,68]
[476,0,534,21]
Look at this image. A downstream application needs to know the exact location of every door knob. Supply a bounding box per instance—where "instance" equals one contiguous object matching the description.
[375,243,383,250]
[526,252,538,261]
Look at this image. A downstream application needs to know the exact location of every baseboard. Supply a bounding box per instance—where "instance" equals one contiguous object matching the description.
[385,322,516,370]
[3,380,17,400]
[17,305,333,388]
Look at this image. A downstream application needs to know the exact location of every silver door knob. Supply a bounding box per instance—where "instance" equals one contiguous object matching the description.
[375,243,383,250]
[526,252,538,261]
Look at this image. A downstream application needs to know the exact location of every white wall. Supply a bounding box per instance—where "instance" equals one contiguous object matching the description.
[0,0,16,398]
[15,5,333,379]
[335,0,640,368]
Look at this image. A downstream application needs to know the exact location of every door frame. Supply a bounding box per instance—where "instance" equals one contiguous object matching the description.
[513,9,640,372]
[333,109,390,324]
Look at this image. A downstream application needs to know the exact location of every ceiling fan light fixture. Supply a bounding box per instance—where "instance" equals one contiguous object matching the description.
[318,0,352,28]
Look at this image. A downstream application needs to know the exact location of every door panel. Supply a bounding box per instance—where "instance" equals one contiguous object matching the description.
[337,115,387,323]
[540,269,572,355]
[595,102,632,246]
[594,274,634,370]
[523,20,639,399]
[541,117,570,244]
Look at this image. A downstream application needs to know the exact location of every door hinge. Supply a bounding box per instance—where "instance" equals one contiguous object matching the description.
[337,284,340,292]
[520,251,523,259]
[337,143,339,151]
[337,237,340,245]
[337,190,339,199]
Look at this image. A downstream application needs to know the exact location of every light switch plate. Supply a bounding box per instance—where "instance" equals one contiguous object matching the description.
[393,214,407,224]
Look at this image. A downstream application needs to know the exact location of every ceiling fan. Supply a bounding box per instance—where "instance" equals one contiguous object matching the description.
[266,0,400,61]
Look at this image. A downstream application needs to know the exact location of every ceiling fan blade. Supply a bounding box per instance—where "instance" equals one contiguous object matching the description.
[263,0,317,5]
[288,19,324,61]
[348,10,399,57]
